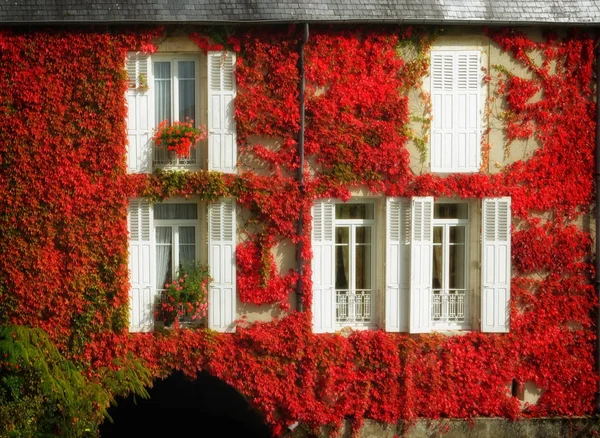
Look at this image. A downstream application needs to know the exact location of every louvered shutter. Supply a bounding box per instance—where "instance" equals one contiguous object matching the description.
[385,198,410,332]
[409,197,433,333]
[431,51,480,173]
[126,53,152,173]
[128,199,154,332]
[207,52,236,173]
[481,197,511,333]
[312,200,336,333]
[208,199,237,332]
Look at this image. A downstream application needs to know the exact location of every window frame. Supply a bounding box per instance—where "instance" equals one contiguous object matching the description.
[150,54,203,170]
[152,200,202,302]
[333,201,377,330]
[429,49,483,174]
[431,201,471,330]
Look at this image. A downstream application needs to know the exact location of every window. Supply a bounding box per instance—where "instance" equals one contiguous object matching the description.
[127,198,237,333]
[313,201,378,332]
[126,51,236,174]
[430,50,482,173]
[334,203,376,329]
[152,57,200,168]
[154,203,199,292]
[431,203,469,330]
[312,197,511,334]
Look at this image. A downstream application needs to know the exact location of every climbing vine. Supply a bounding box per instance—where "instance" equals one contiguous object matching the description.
[0,25,597,437]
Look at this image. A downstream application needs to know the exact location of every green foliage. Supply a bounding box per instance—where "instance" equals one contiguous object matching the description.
[0,326,151,437]
[158,263,211,327]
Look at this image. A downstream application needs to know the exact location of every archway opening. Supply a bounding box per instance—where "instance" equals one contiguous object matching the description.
[100,370,272,437]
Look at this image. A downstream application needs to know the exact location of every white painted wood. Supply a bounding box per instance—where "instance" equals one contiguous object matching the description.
[385,198,410,332]
[128,199,154,332]
[208,199,237,332]
[481,197,511,333]
[430,51,481,173]
[409,197,434,333]
[126,53,152,173]
[207,52,237,174]
[311,200,336,333]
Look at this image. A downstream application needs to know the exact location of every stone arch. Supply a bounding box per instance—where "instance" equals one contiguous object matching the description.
[100,370,271,437]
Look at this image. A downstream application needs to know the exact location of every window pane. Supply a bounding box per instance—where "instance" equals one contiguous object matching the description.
[450,226,466,244]
[154,203,198,220]
[449,244,465,289]
[156,226,172,288]
[433,226,443,244]
[178,61,196,122]
[335,203,374,220]
[432,243,443,290]
[355,244,372,289]
[335,227,349,290]
[179,226,196,271]
[355,226,372,244]
[335,227,348,245]
[434,203,468,219]
[154,62,171,125]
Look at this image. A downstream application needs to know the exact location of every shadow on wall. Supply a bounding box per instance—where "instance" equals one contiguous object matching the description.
[100,370,272,437]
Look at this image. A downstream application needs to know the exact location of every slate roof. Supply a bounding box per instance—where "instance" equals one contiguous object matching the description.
[1,0,600,25]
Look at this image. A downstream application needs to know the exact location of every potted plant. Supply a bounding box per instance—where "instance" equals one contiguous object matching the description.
[156,263,211,329]
[152,118,207,159]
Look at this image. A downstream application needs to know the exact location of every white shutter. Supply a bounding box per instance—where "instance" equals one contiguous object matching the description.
[208,199,237,332]
[312,200,336,333]
[385,198,410,332]
[126,53,152,173]
[481,197,511,333]
[430,51,480,173]
[128,199,154,332]
[208,52,236,173]
[409,197,433,333]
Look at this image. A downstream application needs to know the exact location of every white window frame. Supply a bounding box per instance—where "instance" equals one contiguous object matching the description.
[381,196,510,334]
[430,49,483,173]
[153,211,201,290]
[431,201,471,330]
[333,200,378,330]
[150,54,202,170]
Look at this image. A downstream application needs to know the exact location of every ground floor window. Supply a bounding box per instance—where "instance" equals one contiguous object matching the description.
[431,203,469,330]
[334,203,376,329]
[312,197,511,334]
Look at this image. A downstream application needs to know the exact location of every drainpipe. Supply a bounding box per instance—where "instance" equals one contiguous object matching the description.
[595,41,600,414]
[296,23,309,312]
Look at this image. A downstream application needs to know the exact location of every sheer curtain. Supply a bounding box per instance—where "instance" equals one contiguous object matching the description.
[432,227,443,290]
[155,226,172,289]
[179,226,196,271]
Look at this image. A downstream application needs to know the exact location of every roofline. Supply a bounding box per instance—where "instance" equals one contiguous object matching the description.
[1,18,600,27]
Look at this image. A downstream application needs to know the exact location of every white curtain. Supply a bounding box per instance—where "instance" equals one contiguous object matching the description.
[179,226,196,271]
[154,62,171,125]
[156,226,172,289]
[178,61,196,121]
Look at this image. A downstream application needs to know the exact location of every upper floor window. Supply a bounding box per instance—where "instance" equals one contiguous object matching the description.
[153,57,200,168]
[430,50,482,173]
[126,51,236,174]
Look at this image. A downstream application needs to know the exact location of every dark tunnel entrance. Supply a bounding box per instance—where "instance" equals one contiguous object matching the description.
[99,370,272,437]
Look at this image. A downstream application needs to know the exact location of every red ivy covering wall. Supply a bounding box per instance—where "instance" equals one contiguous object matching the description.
[0,26,597,436]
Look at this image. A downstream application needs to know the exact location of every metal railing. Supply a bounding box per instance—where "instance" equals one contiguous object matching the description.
[153,145,198,167]
[432,289,467,323]
[335,289,377,327]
